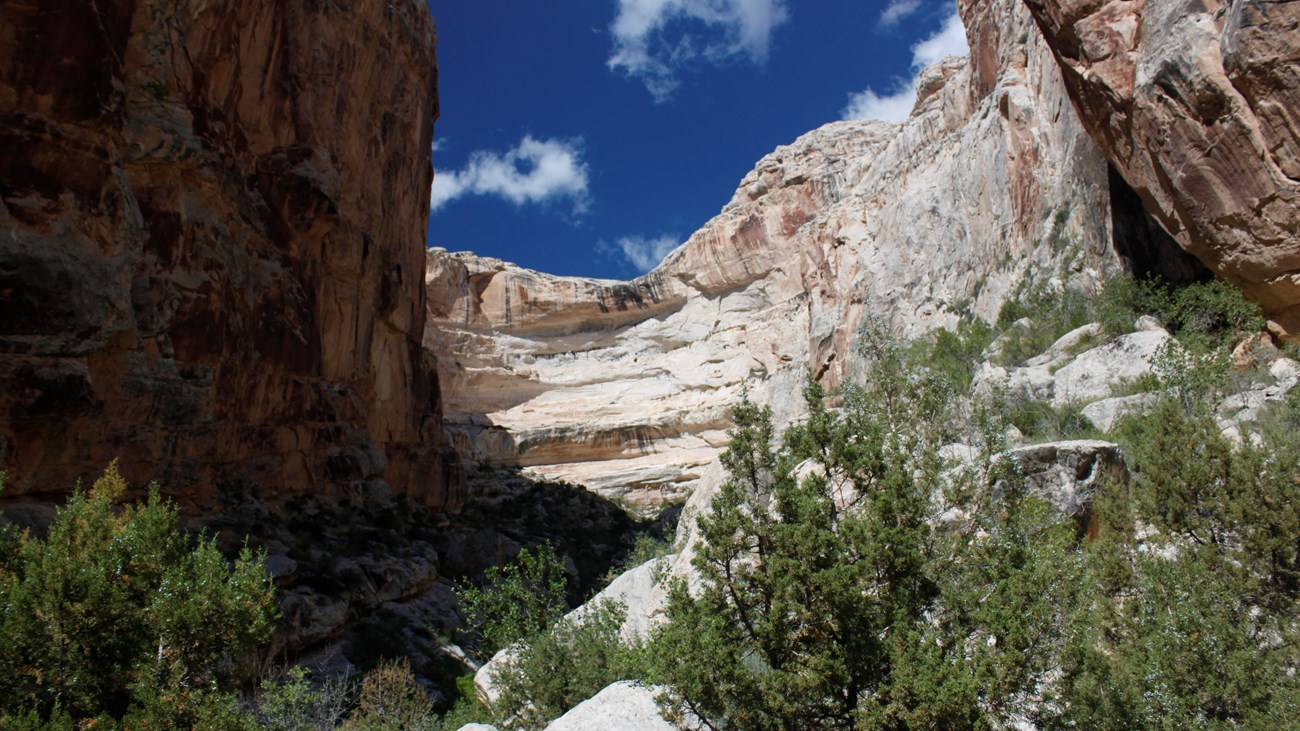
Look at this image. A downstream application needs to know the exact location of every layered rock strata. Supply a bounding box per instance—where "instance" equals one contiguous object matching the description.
[1022,0,1300,331]
[0,0,461,508]
[426,0,1126,507]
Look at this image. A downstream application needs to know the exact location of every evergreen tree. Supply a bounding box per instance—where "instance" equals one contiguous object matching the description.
[0,463,277,727]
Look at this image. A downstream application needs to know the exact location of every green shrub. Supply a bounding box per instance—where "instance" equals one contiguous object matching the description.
[1052,399,1300,727]
[0,462,276,727]
[907,317,994,391]
[648,321,1076,729]
[1002,398,1098,440]
[1149,338,1232,412]
[1095,273,1265,347]
[456,543,568,661]
[646,313,1298,729]
[994,284,1094,366]
[256,666,350,731]
[435,675,493,731]
[489,599,640,731]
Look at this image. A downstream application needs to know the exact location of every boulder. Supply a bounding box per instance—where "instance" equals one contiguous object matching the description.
[1026,323,1105,369]
[544,682,675,731]
[1081,393,1158,433]
[1001,440,1128,517]
[1270,358,1300,384]
[1052,330,1171,406]
[971,362,1056,403]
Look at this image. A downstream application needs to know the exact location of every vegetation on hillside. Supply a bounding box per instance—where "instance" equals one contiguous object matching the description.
[644,301,1298,729]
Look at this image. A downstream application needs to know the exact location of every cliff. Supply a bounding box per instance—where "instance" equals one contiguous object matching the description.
[426,0,1149,508]
[1023,0,1300,332]
[0,0,462,509]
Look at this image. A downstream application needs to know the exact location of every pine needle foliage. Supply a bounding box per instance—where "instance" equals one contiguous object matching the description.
[0,462,277,728]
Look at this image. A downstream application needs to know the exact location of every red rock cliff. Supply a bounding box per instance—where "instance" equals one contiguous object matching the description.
[0,0,463,509]
[1021,0,1300,331]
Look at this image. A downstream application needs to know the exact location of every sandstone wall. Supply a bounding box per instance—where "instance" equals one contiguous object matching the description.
[426,0,1122,508]
[1022,0,1300,331]
[0,0,462,509]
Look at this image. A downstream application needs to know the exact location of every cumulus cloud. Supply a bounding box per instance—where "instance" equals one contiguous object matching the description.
[600,234,681,274]
[608,0,789,102]
[879,0,923,27]
[842,10,968,123]
[430,136,589,213]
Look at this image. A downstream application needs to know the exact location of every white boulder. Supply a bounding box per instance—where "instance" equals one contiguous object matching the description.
[544,682,675,731]
[1052,330,1171,406]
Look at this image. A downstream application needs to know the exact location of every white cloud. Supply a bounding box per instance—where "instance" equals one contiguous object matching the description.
[430,136,589,213]
[602,234,681,273]
[841,10,969,123]
[842,87,921,123]
[608,0,789,102]
[879,0,922,27]
[912,11,969,68]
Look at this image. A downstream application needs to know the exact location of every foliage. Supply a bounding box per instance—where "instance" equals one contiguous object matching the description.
[452,541,643,731]
[1096,274,1265,346]
[647,299,1298,729]
[907,317,994,391]
[456,543,568,661]
[342,659,437,731]
[648,318,1079,729]
[607,533,673,582]
[1001,398,1097,441]
[1149,338,1232,412]
[434,675,493,731]
[993,283,1094,366]
[489,599,641,731]
[256,666,351,731]
[1050,396,1300,727]
[0,462,277,728]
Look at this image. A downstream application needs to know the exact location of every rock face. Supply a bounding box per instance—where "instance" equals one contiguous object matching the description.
[427,0,1134,506]
[543,682,676,731]
[1022,0,1300,331]
[0,0,461,508]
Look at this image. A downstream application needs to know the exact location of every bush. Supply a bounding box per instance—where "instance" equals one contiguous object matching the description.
[488,599,640,731]
[1052,398,1300,727]
[1096,274,1265,347]
[649,321,1075,729]
[0,462,277,727]
[1002,398,1097,441]
[256,666,350,731]
[994,284,1094,366]
[456,544,568,661]
[647,312,1298,729]
[343,659,436,731]
[907,317,993,391]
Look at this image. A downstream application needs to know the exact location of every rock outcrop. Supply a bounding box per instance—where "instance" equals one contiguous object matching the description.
[543,682,677,731]
[1022,0,1300,332]
[0,0,461,509]
[427,0,1130,506]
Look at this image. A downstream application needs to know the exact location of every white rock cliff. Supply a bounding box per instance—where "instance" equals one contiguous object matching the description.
[425,0,1142,508]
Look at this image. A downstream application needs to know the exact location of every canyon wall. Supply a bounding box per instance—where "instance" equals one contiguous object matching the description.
[0,0,462,509]
[426,0,1129,508]
[1022,0,1300,331]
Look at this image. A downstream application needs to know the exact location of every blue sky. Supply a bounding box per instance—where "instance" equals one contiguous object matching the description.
[424,0,968,279]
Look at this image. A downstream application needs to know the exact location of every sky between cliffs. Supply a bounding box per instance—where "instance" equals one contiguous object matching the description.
[425,0,968,279]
